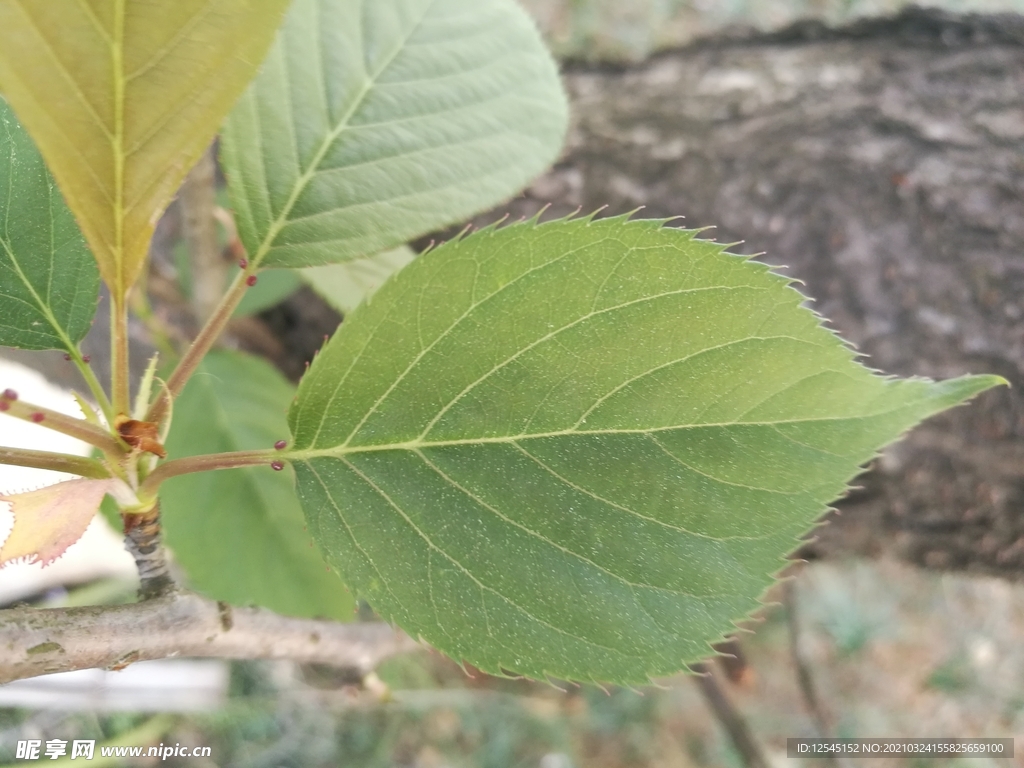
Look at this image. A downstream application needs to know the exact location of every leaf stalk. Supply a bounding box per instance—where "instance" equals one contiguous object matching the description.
[0,446,111,480]
[146,266,255,425]
[136,448,278,501]
[110,295,131,416]
[0,396,124,455]
[63,346,115,425]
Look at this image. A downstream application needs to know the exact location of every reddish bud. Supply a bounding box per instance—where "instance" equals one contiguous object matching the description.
[63,353,71,361]
[274,440,287,450]
[246,275,258,287]
[0,401,8,411]
[82,355,91,364]
[239,258,248,269]
[31,412,45,423]
[271,460,285,471]
[2,389,17,401]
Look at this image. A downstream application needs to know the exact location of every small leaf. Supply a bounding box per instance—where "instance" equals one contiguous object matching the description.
[303,246,416,314]
[1,478,116,567]
[287,215,1003,684]
[161,349,354,620]
[221,0,568,269]
[0,98,99,351]
[0,0,291,300]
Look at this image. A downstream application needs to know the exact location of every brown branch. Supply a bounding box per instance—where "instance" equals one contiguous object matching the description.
[122,503,174,600]
[690,660,771,768]
[0,589,419,684]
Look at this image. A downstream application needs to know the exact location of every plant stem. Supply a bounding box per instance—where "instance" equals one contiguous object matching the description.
[137,449,277,500]
[122,502,174,600]
[146,266,253,425]
[1,397,123,455]
[111,295,131,416]
[0,590,416,684]
[68,347,115,426]
[0,446,111,479]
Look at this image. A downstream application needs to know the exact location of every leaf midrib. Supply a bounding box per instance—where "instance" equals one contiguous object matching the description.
[111,0,126,296]
[289,400,922,459]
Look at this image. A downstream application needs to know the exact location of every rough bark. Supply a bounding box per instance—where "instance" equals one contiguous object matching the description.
[426,7,1024,579]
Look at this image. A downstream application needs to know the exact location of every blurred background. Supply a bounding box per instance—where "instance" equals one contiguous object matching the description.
[2,1,1024,766]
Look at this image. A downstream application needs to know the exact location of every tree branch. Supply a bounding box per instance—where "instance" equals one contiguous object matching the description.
[0,589,419,684]
[122,503,174,600]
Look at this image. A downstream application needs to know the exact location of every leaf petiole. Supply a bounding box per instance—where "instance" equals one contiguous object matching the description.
[0,446,111,480]
[67,346,115,426]
[111,296,131,417]
[136,448,280,502]
[146,265,257,425]
[0,393,123,455]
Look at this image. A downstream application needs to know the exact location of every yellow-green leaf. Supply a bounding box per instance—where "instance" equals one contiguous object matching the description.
[0,478,117,567]
[0,0,291,300]
[288,215,1002,683]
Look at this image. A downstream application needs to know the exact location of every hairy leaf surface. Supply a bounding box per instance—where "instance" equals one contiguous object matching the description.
[0,98,99,351]
[287,216,1001,683]
[0,0,290,299]
[303,246,416,314]
[162,350,353,620]
[221,0,567,269]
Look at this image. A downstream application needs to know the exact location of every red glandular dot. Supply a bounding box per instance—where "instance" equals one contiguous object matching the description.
[2,389,17,401]
[246,275,258,287]
[82,356,91,364]
[31,412,45,423]
[0,401,8,411]
[274,440,287,450]
[270,461,285,471]
[239,258,248,269]
[64,354,72,361]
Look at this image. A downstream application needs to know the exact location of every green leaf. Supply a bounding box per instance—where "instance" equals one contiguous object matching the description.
[221,0,568,270]
[286,215,1002,683]
[0,0,291,300]
[0,98,99,351]
[162,349,354,620]
[303,245,416,314]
